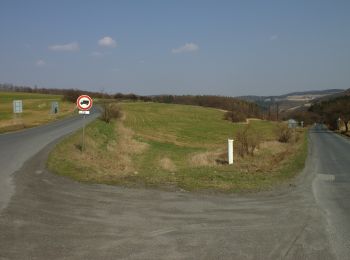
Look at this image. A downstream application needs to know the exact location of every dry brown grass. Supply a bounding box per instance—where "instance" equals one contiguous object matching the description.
[234,137,302,173]
[188,137,298,173]
[189,150,226,167]
[78,120,148,178]
[0,100,75,132]
[159,157,177,172]
[258,141,288,155]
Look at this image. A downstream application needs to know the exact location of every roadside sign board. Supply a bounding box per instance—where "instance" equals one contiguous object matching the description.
[13,100,23,113]
[51,101,59,114]
[288,119,298,129]
[76,95,93,111]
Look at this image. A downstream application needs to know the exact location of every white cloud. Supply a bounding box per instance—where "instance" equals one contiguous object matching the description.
[98,36,117,47]
[139,60,145,64]
[48,42,80,51]
[172,42,199,54]
[36,59,46,67]
[269,35,278,41]
[90,51,103,57]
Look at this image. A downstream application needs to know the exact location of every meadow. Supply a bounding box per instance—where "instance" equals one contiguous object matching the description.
[48,102,307,192]
[0,92,75,132]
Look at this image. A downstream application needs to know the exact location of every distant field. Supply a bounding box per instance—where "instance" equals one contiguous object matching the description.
[122,103,276,147]
[48,102,307,192]
[0,92,76,132]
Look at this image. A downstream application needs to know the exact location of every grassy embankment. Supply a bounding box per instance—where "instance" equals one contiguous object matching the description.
[48,102,307,192]
[0,92,75,133]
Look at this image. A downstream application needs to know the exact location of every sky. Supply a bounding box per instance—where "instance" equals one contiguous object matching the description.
[0,0,349,96]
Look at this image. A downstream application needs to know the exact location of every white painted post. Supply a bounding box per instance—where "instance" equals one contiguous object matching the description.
[228,139,234,165]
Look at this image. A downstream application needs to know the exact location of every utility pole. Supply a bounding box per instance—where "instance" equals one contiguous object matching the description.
[276,103,279,121]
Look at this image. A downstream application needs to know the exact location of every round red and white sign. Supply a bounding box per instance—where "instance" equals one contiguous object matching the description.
[76,95,93,111]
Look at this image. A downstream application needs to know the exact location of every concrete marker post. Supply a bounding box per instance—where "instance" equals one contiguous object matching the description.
[228,139,234,165]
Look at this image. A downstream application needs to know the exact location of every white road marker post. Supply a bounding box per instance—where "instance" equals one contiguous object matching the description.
[228,139,234,165]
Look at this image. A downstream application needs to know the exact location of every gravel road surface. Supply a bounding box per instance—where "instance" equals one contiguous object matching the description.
[1,122,348,259]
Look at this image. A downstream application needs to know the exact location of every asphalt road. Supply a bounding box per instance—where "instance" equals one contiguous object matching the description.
[0,110,100,212]
[0,121,348,259]
[311,125,350,260]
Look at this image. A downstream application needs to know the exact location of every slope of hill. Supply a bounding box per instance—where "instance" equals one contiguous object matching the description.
[237,89,345,113]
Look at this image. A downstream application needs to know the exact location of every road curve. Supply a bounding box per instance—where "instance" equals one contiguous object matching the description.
[0,123,348,259]
[0,110,100,212]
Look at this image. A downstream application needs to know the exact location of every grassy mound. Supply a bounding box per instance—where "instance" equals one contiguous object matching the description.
[48,102,307,192]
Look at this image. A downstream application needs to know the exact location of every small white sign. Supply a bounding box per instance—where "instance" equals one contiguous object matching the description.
[13,100,23,113]
[79,110,90,115]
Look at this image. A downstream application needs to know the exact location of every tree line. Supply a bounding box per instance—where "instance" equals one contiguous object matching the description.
[309,95,350,131]
[1,83,262,122]
[284,92,350,131]
[150,95,261,121]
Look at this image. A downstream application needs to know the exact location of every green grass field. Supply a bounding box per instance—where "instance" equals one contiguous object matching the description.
[122,103,277,147]
[48,102,307,192]
[0,92,75,132]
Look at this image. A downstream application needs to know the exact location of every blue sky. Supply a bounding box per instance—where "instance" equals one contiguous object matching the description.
[0,0,349,96]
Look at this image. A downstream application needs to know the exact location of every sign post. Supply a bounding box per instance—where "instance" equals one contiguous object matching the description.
[13,100,23,122]
[76,95,93,152]
[13,100,23,114]
[51,101,59,114]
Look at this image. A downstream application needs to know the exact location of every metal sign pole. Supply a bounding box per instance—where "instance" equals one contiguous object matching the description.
[82,114,86,152]
[76,95,93,153]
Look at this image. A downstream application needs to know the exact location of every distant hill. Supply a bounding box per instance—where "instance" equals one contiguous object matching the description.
[259,88,350,124]
[237,89,345,113]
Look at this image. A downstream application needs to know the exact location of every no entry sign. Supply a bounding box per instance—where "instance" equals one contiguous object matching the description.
[76,95,93,111]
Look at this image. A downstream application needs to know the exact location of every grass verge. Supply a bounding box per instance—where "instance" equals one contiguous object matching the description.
[48,102,308,193]
[0,92,75,133]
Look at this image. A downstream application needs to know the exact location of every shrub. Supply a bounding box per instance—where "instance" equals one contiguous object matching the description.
[224,111,247,123]
[235,125,261,157]
[100,102,122,123]
[62,89,82,103]
[276,124,293,143]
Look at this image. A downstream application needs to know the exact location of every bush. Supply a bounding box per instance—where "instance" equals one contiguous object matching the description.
[235,125,261,157]
[276,124,293,143]
[62,89,82,103]
[100,102,122,123]
[224,111,247,123]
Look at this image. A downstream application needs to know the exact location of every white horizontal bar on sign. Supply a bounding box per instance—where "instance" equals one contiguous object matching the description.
[79,110,90,115]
